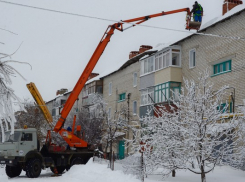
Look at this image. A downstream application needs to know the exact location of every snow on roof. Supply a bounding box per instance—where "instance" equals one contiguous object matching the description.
[100,49,156,79]
[139,55,149,61]
[200,4,245,31]
[152,42,174,52]
[87,64,121,82]
[172,5,245,45]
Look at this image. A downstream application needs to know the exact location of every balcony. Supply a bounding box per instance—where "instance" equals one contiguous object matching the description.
[155,66,182,85]
[82,93,102,107]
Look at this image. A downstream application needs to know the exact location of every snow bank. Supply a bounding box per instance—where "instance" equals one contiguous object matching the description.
[0,159,140,182]
[63,159,140,182]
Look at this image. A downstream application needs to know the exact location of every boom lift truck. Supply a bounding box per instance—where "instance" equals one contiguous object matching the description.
[0,8,201,178]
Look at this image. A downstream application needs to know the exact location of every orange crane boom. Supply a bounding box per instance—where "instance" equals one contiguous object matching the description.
[53,8,200,148]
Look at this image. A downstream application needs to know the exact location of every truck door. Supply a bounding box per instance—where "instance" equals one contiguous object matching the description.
[18,132,36,157]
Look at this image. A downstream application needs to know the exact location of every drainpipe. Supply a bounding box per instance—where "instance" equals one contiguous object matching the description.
[229,87,235,113]
[127,93,131,155]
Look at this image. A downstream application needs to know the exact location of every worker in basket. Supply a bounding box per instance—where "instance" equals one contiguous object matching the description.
[191,1,203,22]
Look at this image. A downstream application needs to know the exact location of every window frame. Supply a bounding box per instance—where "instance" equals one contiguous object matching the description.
[118,93,126,102]
[21,133,33,141]
[133,72,137,87]
[189,48,196,69]
[212,60,232,76]
[217,102,233,113]
[140,88,154,106]
[154,82,181,103]
[140,47,181,76]
[109,82,112,96]
[133,101,137,115]
[172,51,181,67]
[140,55,155,76]
[52,108,56,116]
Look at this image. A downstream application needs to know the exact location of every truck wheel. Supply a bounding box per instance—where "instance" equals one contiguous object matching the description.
[26,159,41,178]
[50,166,66,174]
[66,157,84,171]
[71,157,84,165]
[5,165,22,178]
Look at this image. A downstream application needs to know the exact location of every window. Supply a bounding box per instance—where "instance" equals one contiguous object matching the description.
[118,93,126,102]
[172,52,180,66]
[217,102,233,113]
[213,60,231,75]
[169,82,181,101]
[155,56,159,70]
[140,55,155,75]
[133,101,137,115]
[141,47,181,75]
[159,54,163,69]
[189,49,196,68]
[109,82,112,95]
[154,82,181,103]
[96,86,103,94]
[166,52,170,67]
[61,99,66,106]
[52,108,56,116]
[154,49,180,72]
[133,72,137,87]
[108,108,111,119]
[141,88,154,106]
[21,133,33,141]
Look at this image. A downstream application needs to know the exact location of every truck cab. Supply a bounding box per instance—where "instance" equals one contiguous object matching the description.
[0,128,40,178]
[0,128,38,160]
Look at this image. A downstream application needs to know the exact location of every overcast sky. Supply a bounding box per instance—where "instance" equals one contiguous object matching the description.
[0,0,224,109]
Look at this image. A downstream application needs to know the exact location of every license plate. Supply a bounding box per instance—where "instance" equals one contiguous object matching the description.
[0,161,5,163]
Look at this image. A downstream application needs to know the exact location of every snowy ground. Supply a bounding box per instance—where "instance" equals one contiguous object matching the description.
[142,166,245,182]
[0,159,245,182]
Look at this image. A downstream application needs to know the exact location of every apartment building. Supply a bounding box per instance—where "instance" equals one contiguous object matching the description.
[175,1,245,112]
[46,73,102,118]
[101,45,156,158]
[139,1,245,116]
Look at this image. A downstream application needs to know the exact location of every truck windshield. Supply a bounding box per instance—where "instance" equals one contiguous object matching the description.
[0,131,21,143]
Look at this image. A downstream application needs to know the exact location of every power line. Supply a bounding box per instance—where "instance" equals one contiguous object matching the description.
[0,27,18,35]
[0,0,245,41]
[0,0,118,22]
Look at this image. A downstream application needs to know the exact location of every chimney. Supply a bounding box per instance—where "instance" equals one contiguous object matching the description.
[129,45,153,59]
[56,88,68,96]
[139,45,153,54]
[88,73,99,81]
[129,51,140,59]
[223,0,243,15]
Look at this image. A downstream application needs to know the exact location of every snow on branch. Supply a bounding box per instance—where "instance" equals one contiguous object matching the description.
[0,48,29,142]
[129,70,245,182]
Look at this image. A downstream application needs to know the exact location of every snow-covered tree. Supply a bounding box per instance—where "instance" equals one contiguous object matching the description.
[15,99,48,141]
[0,50,28,142]
[101,104,131,168]
[60,93,107,147]
[139,70,245,182]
